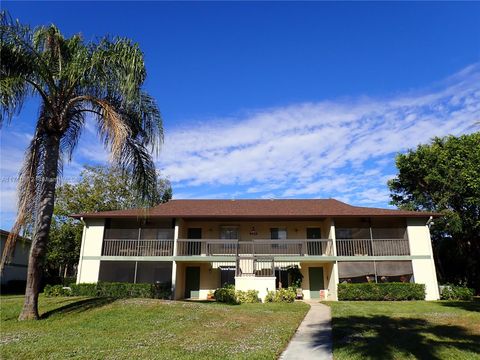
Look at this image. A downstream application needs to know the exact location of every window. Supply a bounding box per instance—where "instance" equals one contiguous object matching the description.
[220,226,238,239]
[220,226,238,253]
[271,228,287,250]
[270,228,287,240]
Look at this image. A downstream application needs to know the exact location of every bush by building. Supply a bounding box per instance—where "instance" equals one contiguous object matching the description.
[265,288,296,303]
[44,282,172,299]
[338,283,425,301]
[440,284,474,300]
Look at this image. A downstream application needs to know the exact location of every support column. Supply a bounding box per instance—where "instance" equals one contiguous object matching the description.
[171,218,180,299]
[330,218,339,300]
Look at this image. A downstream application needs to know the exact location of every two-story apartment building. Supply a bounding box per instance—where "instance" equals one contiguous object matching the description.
[74,199,440,301]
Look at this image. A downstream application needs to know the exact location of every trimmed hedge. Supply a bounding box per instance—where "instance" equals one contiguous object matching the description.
[45,282,172,299]
[265,288,296,303]
[440,284,474,300]
[338,283,425,301]
[44,284,72,297]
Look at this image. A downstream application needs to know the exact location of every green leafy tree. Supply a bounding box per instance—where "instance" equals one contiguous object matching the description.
[388,133,480,292]
[0,14,163,320]
[46,166,172,279]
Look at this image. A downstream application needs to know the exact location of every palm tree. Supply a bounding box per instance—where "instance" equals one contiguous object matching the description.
[0,13,163,320]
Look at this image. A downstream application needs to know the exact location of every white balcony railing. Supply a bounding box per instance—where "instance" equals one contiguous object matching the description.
[176,239,334,256]
[101,238,410,257]
[102,239,174,257]
[336,238,410,256]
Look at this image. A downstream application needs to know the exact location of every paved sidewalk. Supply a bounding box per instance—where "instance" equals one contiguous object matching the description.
[279,301,333,360]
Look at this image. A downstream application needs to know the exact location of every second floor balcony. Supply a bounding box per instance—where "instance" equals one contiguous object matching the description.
[101,237,411,257]
[176,239,334,257]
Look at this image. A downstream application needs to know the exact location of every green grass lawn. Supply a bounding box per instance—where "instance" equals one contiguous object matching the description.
[0,295,309,359]
[327,300,480,360]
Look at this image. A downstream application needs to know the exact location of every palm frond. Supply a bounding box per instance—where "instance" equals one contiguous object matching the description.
[92,98,131,160]
[117,137,159,205]
[0,116,48,272]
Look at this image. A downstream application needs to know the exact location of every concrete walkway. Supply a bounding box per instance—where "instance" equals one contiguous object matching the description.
[279,301,333,360]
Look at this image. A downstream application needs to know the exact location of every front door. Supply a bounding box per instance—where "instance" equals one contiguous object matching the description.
[185,266,200,299]
[309,267,324,299]
[187,228,202,255]
[307,228,322,255]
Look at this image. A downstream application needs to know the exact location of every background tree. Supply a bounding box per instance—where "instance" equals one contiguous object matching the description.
[0,14,163,320]
[388,133,480,292]
[45,165,172,280]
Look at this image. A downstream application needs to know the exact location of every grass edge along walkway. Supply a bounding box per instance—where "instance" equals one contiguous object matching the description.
[1,295,309,360]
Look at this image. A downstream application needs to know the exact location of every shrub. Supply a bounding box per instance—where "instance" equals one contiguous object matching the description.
[440,284,474,300]
[265,288,296,303]
[153,282,172,300]
[236,290,260,304]
[96,282,154,298]
[62,277,77,286]
[62,282,172,299]
[44,284,72,297]
[70,283,98,297]
[214,284,238,304]
[338,283,425,301]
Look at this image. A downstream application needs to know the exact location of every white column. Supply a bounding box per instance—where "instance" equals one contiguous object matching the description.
[329,218,338,256]
[329,218,339,300]
[171,218,180,299]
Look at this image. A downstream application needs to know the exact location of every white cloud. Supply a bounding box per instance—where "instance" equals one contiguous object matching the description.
[1,63,479,229]
[158,63,480,202]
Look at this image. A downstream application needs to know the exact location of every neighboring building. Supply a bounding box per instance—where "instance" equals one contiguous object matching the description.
[0,229,31,285]
[73,199,440,301]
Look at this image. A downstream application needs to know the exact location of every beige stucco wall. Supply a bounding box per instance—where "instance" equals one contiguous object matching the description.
[407,218,440,300]
[76,218,105,284]
[174,262,221,300]
[235,276,276,302]
[181,220,331,240]
[300,262,336,300]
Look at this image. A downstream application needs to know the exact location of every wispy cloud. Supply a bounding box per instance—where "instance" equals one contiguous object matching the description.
[159,63,480,203]
[1,63,479,229]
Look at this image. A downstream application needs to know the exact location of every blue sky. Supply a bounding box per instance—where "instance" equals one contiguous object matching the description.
[1,2,479,229]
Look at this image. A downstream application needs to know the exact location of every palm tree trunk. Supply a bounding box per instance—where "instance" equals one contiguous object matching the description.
[19,135,60,321]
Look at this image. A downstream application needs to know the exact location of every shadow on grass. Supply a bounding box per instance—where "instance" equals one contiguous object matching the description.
[438,299,480,312]
[332,315,480,359]
[40,297,116,319]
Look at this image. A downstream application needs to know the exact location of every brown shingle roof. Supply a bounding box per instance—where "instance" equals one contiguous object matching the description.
[71,199,439,219]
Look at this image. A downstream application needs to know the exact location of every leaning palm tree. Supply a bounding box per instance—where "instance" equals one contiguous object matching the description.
[0,13,163,320]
